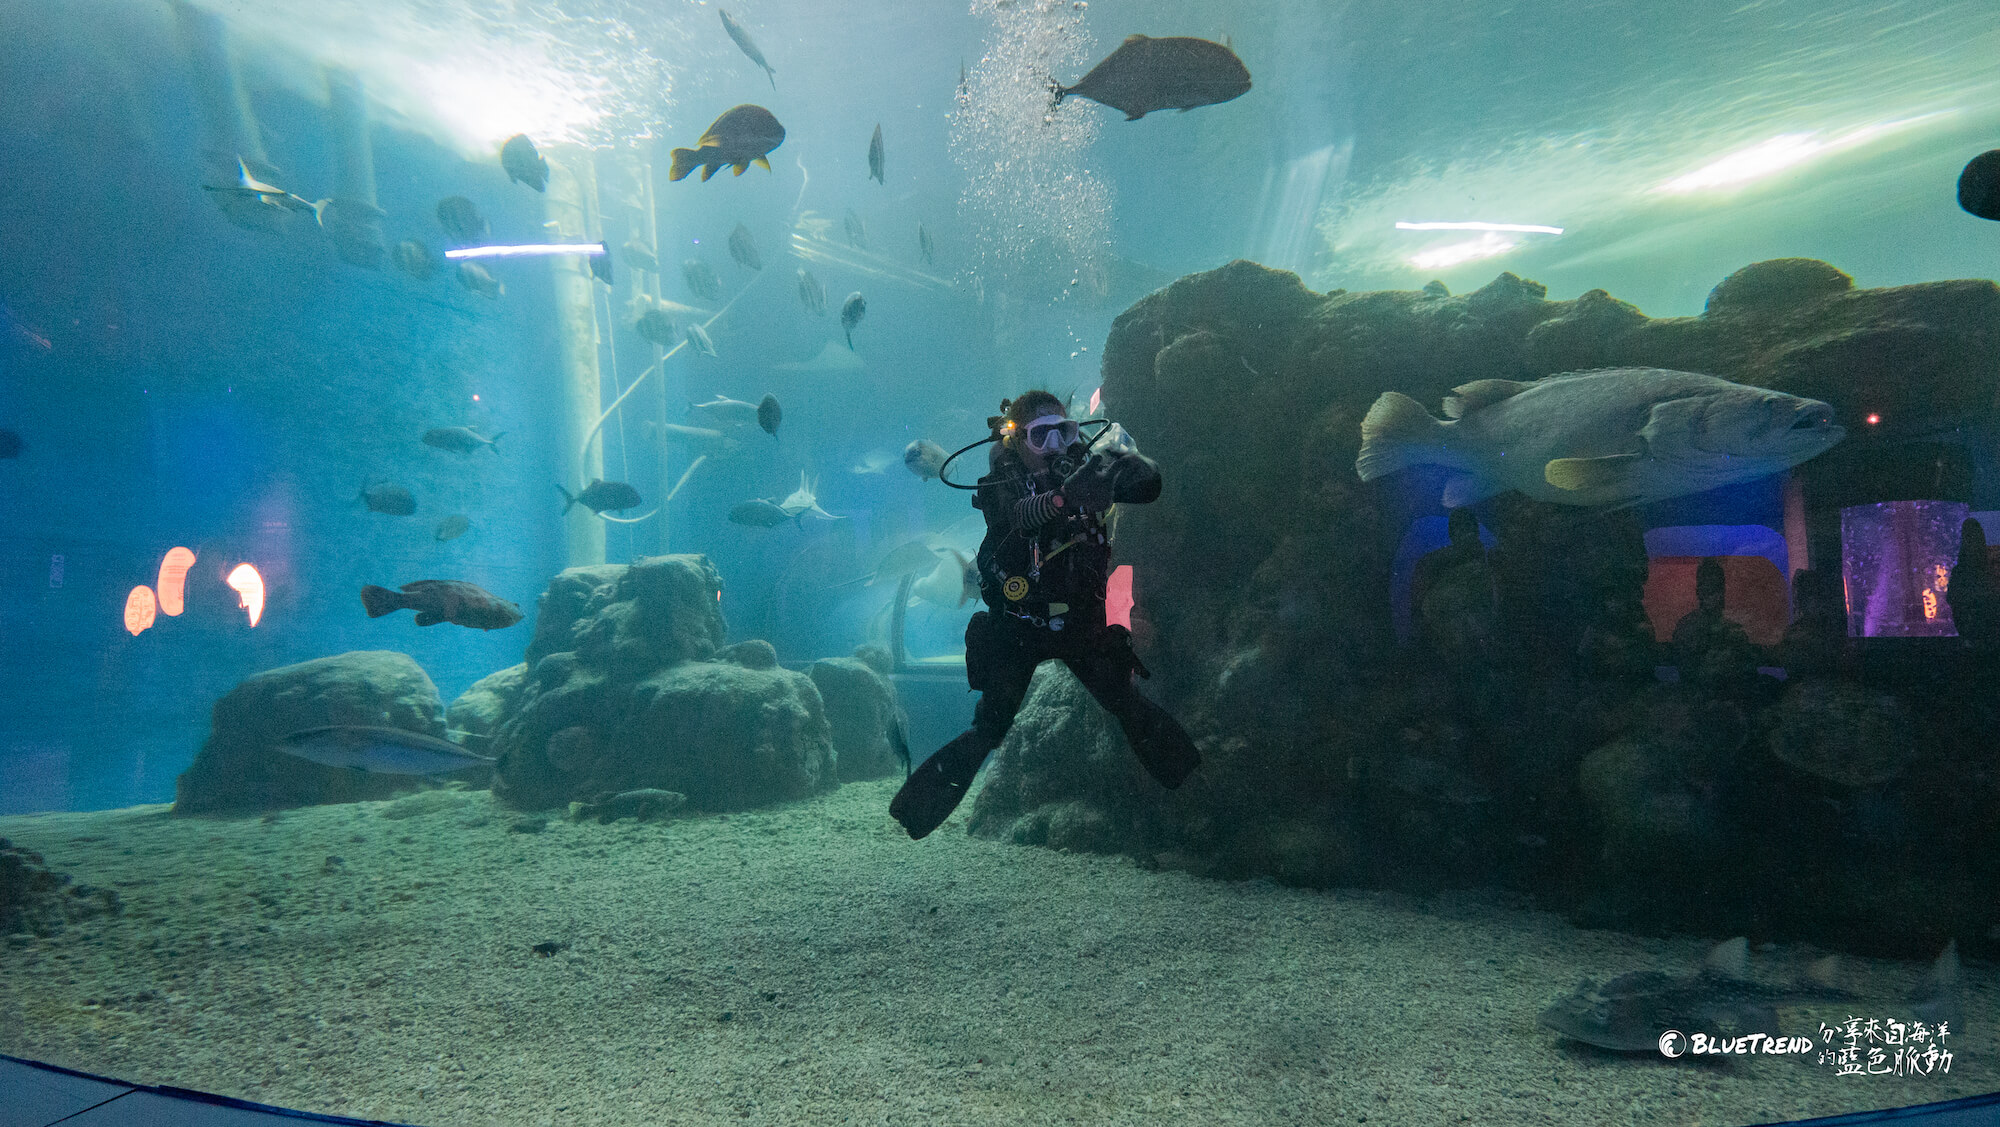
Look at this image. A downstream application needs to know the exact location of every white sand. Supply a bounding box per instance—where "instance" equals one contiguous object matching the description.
[0,780,1989,1127]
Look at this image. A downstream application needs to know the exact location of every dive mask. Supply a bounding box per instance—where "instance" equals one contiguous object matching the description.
[1024,415,1080,456]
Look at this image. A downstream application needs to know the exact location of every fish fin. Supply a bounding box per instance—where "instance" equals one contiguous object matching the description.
[766,69,775,89]
[1544,453,1641,492]
[1441,474,1501,509]
[413,611,445,627]
[1703,936,1752,980]
[732,163,749,176]
[754,157,770,171]
[359,585,403,618]
[1123,33,1149,44]
[556,482,577,514]
[1124,111,1146,121]
[700,163,719,182]
[1443,378,1534,419]
[1356,391,1450,481]
[1639,396,1708,449]
[489,432,505,450]
[668,148,697,181]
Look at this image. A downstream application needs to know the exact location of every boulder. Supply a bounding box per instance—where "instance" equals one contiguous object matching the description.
[447,663,527,743]
[484,554,836,812]
[174,651,450,814]
[810,655,907,782]
[1767,678,1916,788]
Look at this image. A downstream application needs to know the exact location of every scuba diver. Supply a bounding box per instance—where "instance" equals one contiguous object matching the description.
[889,390,1201,840]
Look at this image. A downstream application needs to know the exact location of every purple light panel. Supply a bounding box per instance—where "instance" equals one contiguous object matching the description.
[1840,500,1969,638]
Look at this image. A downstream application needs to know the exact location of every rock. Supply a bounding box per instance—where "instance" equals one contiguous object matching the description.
[174,651,451,815]
[1767,679,1915,788]
[525,556,723,671]
[483,556,834,812]
[2,838,120,937]
[967,665,1172,854]
[1705,258,1853,317]
[809,657,906,782]
[447,663,527,742]
[852,644,893,675]
[717,639,779,670]
[1522,288,1647,373]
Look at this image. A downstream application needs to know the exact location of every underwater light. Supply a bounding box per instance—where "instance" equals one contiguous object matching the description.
[1409,232,1517,270]
[227,564,265,628]
[445,241,607,261]
[445,241,612,284]
[155,547,196,616]
[1657,115,1949,195]
[123,586,157,636]
[1396,221,1564,235]
[1868,413,1881,425]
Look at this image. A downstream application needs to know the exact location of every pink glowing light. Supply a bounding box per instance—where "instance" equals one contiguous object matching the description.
[1106,564,1134,628]
[1088,387,1102,415]
[227,563,266,627]
[123,585,157,636]
[156,547,196,616]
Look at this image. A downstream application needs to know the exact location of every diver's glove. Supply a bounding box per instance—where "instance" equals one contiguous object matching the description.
[1060,455,1117,514]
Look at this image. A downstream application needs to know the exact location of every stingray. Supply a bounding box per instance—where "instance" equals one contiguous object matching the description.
[775,340,865,374]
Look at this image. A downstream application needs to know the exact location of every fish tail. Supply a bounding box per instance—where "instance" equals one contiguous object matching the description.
[489,432,506,451]
[359,585,405,618]
[845,328,854,350]
[1356,391,1454,482]
[669,148,699,181]
[556,482,577,514]
[1049,79,1066,107]
[765,67,775,89]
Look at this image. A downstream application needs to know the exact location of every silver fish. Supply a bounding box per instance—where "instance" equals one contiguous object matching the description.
[682,258,722,302]
[456,262,503,300]
[918,222,934,265]
[728,223,762,271]
[623,240,660,274]
[422,426,502,455]
[796,268,826,315]
[728,498,791,527]
[843,208,867,249]
[691,395,761,426]
[277,725,494,776]
[840,292,867,349]
[718,9,776,88]
[392,240,437,280]
[904,439,947,480]
[867,123,884,184]
[684,322,717,357]
[1357,368,1845,508]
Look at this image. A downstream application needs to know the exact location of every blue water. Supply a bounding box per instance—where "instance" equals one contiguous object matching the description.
[0,0,1996,813]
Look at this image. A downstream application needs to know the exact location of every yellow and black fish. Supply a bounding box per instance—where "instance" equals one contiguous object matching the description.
[670,105,786,182]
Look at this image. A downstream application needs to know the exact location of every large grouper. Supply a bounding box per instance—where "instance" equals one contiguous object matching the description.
[1356,367,1846,508]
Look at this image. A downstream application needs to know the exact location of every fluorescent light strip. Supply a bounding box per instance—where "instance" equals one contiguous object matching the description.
[1396,221,1564,235]
[445,242,607,260]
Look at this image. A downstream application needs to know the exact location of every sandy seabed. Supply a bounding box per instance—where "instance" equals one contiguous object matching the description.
[0,779,1990,1127]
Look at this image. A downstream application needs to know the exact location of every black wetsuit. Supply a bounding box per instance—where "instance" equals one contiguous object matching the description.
[888,441,1200,840]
